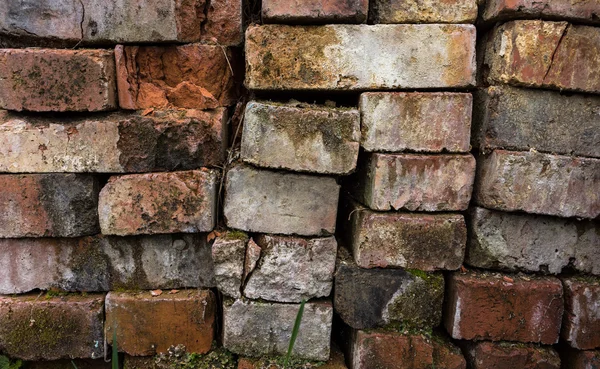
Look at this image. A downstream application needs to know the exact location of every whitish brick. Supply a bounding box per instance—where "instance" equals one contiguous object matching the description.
[246,24,476,90]
[224,165,339,236]
[482,0,600,25]
[223,299,333,361]
[370,0,477,24]
[0,109,227,173]
[262,0,368,23]
[212,232,248,298]
[474,150,600,219]
[242,101,360,174]
[348,153,476,212]
[360,92,472,153]
[99,170,219,235]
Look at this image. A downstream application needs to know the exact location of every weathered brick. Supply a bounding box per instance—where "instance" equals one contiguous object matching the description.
[462,341,560,369]
[472,86,600,158]
[0,108,227,173]
[562,277,600,350]
[246,24,476,90]
[213,232,248,298]
[115,44,239,110]
[0,0,242,45]
[444,270,564,344]
[348,153,476,212]
[106,290,215,356]
[482,21,600,94]
[262,0,367,23]
[467,207,600,274]
[339,198,466,271]
[359,92,472,153]
[0,174,99,238]
[242,234,337,303]
[481,0,600,25]
[0,48,116,112]
[99,170,218,236]
[474,150,600,219]
[561,348,600,369]
[0,234,215,294]
[24,359,110,369]
[334,247,444,330]
[0,294,104,360]
[242,101,360,174]
[346,330,466,369]
[224,165,339,236]
[223,299,333,361]
[370,0,477,24]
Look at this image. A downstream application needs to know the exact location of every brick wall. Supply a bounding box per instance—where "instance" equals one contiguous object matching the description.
[0,0,599,368]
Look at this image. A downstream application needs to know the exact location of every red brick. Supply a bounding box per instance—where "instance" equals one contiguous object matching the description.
[0,174,99,238]
[474,150,600,219]
[463,341,560,369]
[201,0,243,45]
[370,0,477,23]
[262,0,367,23]
[349,330,466,369]
[105,290,215,356]
[444,270,564,344]
[348,153,476,212]
[0,48,116,112]
[561,348,600,369]
[98,170,218,236]
[0,294,104,360]
[115,44,239,110]
[482,0,600,25]
[562,277,600,350]
[482,20,600,94]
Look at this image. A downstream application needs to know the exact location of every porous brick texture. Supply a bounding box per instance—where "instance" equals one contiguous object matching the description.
[462,341,561,369]
[370,0,478,24]
[562,277,600,350]
[262,0,368,23]
[561,348,600,369]
[481,0,600,25]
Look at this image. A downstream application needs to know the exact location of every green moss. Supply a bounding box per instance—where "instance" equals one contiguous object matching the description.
[248,356,326,369]
[144,345,237,369]
[222,230,248,241]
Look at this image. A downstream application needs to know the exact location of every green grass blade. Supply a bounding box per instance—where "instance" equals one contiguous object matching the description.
[284,299,306,368]
[112,325,119,369]
[71,360,79,369]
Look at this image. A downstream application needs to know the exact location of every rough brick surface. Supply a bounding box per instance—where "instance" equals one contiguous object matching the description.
[339,198,466,271]
[561,348,600,369]
[349,153,476,212]
[0,174,99,238]
[0,0,242,45]
[0,108,227,173]
[462,341,560,369]
[359,92,472,153]
[244,234,337,303]
[224,165,340,236]
[444,270,564,344]
[223,299,333,361]
[0,294,104,360]
[242,101,360,174]
[246,24,476,90]
[334,247,444,330]
[213,232,248,298]
[562,277,600,350]
[106,290,215,356]
[474,150,600,219]
[0,48,116,112]
[472,86,600,158]
[99,169,218,235]
[370,0,477,24]
[115,44,239,110]
[262,0,368,23]
[481,0,600,24]
[0,234,215,294]
[482,21,600,94]
[347,330,466,369]
[467,207,600,274]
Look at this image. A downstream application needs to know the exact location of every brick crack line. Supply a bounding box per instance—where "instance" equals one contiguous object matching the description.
[542,24,569,83]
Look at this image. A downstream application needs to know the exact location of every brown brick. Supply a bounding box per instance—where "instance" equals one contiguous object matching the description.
[262,0,367,23]
[105,290,215,356]
[370,0,477,23]
[348,153,476,212]
[359,92,472,153]
[463,341,560,369]
[115,44,239,110]
[0,294,104,360]
[339,197,466,271]
[0,108,227,173]
[562,277,600,350]
[444,270,564,344]
[482,20,600,94]
[0,48,116,112]
[481,0,600,25]
[561,348,600,369]
[474,150,600,219]
[0,174,99,238]
[99,170,218,236]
